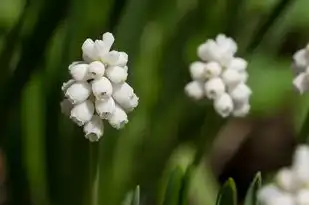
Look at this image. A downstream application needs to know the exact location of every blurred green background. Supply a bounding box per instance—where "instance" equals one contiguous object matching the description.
[0,0,308,204]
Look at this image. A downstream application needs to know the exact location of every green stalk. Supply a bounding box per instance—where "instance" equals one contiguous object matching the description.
[88,143,99,205]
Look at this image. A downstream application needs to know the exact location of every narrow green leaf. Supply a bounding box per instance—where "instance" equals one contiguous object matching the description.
[122,191,133,205]
[216,178,237,205]
[179,165,194,205]
[244,172,262,205]
[132,185,140,205]
[162,167,184,205]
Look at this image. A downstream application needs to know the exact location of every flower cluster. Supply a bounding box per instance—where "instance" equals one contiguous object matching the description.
[293,44,309,94]
[184,34,252,117]
[258,145,309,205]
[61,32,139,142]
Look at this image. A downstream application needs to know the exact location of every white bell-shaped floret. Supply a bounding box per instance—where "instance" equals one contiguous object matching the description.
[293,72,309,94]
[108,105,128,129]
[296,189,309,205]
[102,32,115,52]
[91,77,113,100]
[83,115,104,142]
[204,62,222,79]
[214,93,233,117]
[216,34,237,55]
[101,50,120,66]
[228,57,247,71]
[275,168,297,192]
[189,62,206,81]
[293,49,309,70]
[229,83,252,104]
[70,100,94,126]
[88,61,105,79]
[204,77,225,100]
[65,82,91,104]
[116,52,128,66]
[222,69,242,88]
[69,63,89,81]
[197,40,221,62]
[82,38,96,62]
[185,81,204,100]
[112,83,139,112]
[292,145,309,185]
[106,66,128,84]
[95,97,116,120]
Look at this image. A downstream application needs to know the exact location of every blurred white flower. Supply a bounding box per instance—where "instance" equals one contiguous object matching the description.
[83,115,104,142]
[185,34,251,117]
[108,105,128,129]
[204,77,226,100]
[292,45,309,94]
[258,145,309,205]
[214,93,233,118]
[184,81,204,100]
[61,32,139,142]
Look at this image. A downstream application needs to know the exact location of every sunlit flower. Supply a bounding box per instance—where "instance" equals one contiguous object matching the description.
[185,34,251,117]
[61,32,139,141]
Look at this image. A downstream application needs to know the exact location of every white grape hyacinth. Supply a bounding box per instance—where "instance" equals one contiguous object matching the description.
[292,44,309,94]
[185,34,252,117]
[258,145,309,205]
[60,32,139,142]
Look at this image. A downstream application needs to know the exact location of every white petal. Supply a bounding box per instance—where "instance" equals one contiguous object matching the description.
[197,40,221,62]
[82,38,95,62]
[116,52,128,66]
[95,97,116,119]
[102,32,115,52]
[70,100,94,126]
[293,72,309,94]
[275,168,296,192]
[204,62,222,79]
[228,57,247,71]
[293,49,309,69]
[214,93,233,118]
[83,115,104,142]
[292,145,309,185]
[65,82,92,104]
[232,102,250,117]
[239,71,249,83]
[91,77,113,100]
[106,66,128,84]
[61,79,75,92]
[215,34,237,55]
[204,77,225,100]
[101,50,120,66]
[88,61,105,79]
[185,81,204,100]
[222,69,242,88]
[296,189,309,205]
[229,83,252,103]
[113,83,139,112]
[189,61,206,81]
[108,105,128,129]
[69,63,89,81]
[60,99,73,116]
[257,184,283,205]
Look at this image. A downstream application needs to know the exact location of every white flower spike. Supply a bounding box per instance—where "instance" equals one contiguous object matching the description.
[292,44,309,94]
[61,32,139,142]
[185,34,251,117]
[258,144,309,205]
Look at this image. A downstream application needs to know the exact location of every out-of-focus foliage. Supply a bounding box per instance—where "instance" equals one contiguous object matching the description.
[0,0,308,204]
